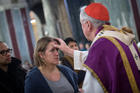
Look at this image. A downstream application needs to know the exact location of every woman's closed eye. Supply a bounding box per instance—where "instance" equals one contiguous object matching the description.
[50,48,58,52]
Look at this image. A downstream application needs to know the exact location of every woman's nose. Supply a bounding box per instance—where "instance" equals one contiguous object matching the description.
[54,49,59,55]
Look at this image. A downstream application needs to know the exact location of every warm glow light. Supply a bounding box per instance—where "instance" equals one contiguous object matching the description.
[45,31,48,35]
[30,19,36,23]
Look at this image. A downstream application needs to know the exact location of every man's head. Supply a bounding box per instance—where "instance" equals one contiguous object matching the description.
[0,41,12,65]
[80,3,110,41]
[64,37,79,50]
[79,42,84,50]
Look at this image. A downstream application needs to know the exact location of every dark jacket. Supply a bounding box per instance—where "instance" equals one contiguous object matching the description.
[60,56,85,87]
[25,65,79,93]
[0,57,26,93]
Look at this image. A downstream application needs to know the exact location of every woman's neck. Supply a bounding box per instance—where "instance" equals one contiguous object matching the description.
[39,65,57,73]
[39,65,60,81]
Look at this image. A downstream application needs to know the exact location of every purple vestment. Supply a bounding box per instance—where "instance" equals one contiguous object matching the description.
[84,29,140,93]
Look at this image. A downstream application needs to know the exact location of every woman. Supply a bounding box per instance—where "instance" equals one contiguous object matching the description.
[25,36,79,93]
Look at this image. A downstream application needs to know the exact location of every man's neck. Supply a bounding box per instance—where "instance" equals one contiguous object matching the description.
[0,65,8,72]
[95,25,104,36]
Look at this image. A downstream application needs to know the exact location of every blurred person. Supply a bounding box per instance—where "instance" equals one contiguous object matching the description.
[55,3,140,93]
[60,37,79,70]
[0,41,26,93]
[60,37,85,88]
[85,43,90,50]
[79,43,86,51]
[137,42,140,51]
[22,60,33,72]
[25,36,79,93]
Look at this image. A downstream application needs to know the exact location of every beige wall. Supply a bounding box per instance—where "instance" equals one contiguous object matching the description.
[42,0,73,39]
[57,0,73,39]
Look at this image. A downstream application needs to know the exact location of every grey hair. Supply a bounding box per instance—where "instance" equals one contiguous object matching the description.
[80,6,109,28]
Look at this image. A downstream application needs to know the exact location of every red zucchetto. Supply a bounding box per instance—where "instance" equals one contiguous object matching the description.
[85,3,110,21]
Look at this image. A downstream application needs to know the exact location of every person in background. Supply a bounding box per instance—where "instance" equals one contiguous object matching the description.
[25,36,79,93]
[79,42,86,51]
[55,3,140,93]
[0,41,26,93]
[137,42,140,51]
[60,37,85,88]
[22,60,33,72]
[85,43,90,50]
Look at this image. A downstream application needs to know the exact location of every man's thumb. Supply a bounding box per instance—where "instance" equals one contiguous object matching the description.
[54,44,60,49]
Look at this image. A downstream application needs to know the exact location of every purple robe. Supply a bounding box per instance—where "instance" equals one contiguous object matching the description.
[84,34,140,93]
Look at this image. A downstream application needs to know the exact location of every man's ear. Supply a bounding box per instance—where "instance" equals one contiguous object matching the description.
[87,21,93,31]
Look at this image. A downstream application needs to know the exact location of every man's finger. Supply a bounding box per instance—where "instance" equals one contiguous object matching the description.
[53,43,60,49]
[55,38,65,44]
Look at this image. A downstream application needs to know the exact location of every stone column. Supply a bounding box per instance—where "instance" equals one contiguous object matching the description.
[0,0,34,64]
[42,0,58,37]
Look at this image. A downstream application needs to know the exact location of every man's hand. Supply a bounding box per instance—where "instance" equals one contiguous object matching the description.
[54,38,74,57]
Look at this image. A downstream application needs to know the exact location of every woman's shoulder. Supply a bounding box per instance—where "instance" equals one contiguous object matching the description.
[26,67,40,77]
[57,65,77,77]
[57,64,72,71]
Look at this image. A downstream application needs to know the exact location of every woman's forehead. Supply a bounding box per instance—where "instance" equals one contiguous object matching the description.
[47,41,57,47]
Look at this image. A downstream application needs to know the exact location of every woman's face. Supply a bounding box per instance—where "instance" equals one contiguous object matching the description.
[41,41,59,65]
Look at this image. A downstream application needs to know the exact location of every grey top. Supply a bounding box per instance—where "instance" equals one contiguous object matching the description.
[44,72,74,93]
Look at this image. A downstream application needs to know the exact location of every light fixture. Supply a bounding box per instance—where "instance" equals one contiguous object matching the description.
[30,19,36,23]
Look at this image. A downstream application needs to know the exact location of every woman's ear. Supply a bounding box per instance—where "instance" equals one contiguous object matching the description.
[39,52,44,59]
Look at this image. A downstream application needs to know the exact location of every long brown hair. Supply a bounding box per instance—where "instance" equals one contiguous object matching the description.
[33,36,59,67]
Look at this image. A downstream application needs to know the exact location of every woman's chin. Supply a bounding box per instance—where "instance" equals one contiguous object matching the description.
[53,61,59,65]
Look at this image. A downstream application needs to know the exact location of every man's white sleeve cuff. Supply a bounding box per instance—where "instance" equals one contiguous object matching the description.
[74,50,88,70]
